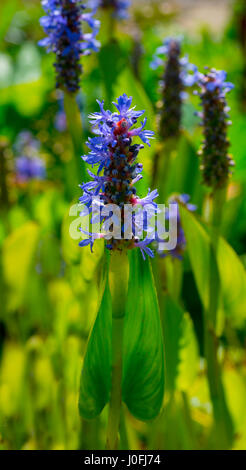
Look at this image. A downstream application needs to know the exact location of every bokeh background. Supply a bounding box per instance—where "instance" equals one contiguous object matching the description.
[0,0,246,450]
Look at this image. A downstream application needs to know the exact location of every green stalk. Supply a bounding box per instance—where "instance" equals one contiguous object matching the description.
[205,186,234,447]
[100,9,116,43]
[106,250,129,450]
[155,137,177,205]
[63,92,87,197]
[119,407,129,450]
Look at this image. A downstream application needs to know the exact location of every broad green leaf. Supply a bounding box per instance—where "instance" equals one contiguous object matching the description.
[161,295,183,392]
[179,205,210,310]
[161,295,198,393]
[223,368,246,450]
[176,312,199,391]
[180,206,246,327]
[79,278,112,419]
[122,251,164,421]
[2,222,40,310]
[217,237,246,325]
[79,251,164,422]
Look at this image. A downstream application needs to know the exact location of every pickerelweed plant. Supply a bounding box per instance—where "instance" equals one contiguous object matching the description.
[151,38,196,198]
[39,0,100,184]
[39,0,100,93]
[78,94,165,449]
[79,93,157,260]
[196,68,235,447]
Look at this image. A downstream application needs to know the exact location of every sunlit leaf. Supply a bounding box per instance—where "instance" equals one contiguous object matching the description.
[176,312,199,391]
[0,343,26,417]
[162,295,198,393]
[79,275,111,419]
[122,251,164,421]
[2,222,40,310]
[79,251,164,422]
[217,237,246,325]
[180,206,246,327]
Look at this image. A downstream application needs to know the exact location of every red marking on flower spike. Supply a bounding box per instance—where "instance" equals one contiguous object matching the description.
[114,118,128,135]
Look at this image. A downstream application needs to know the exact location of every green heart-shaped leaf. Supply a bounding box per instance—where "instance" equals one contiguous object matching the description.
[79,276,112,420]
[122,251,165,421]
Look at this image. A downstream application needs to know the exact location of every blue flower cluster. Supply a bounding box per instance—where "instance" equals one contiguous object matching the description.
[151,37,196,139]
[195,68,235,188]
[39,0,100,93]
[79,94,158,260]
[16,157,46,182]
[158,194,196,260]
[89,0,130,19]
[14,131,46,182]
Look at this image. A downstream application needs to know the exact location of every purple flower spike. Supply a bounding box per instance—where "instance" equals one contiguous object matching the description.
[39,0,100,93]
[79,94,157,259]
[151,37,197,139]
[196,68,235,188]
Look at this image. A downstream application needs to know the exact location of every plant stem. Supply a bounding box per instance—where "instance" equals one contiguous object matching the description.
[106,315,124,450]
[106,251,129,450]
[153,137,177,204]
[101,10,116,43]
[119,407,129,450]
[63,92,87,196]
[205,186,234,447]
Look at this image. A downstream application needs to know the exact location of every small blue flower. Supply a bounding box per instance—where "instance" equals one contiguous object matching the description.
[39,0,100,93]
[79,94,158,259]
